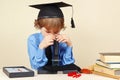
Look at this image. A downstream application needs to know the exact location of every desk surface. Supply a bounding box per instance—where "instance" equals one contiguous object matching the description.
[0,69,117,80]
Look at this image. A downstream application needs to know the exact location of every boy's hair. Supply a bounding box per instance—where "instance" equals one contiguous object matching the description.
[34,18,65,30]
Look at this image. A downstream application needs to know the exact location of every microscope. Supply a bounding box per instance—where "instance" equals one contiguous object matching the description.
[38,40,81,74]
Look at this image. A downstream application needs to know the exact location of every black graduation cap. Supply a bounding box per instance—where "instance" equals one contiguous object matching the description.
[29,2,75,28]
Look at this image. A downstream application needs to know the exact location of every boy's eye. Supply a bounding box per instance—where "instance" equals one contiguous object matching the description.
[54,32,58,34]
[46,31,50,33]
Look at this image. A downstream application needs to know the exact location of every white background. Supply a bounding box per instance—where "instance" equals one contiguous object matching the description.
[0,0,120,69]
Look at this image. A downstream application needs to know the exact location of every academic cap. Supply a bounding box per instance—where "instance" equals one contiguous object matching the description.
[29,2,75,28]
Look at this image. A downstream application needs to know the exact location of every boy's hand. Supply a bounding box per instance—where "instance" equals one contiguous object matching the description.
[39,28,55,49]
[56,34,72,47]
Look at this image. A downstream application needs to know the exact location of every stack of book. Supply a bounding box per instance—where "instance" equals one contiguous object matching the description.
[93,53,120,79]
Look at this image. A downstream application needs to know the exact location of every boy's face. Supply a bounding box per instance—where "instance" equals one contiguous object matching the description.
[41,27,61,36]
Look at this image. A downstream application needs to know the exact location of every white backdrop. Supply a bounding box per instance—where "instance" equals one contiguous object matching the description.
[0,0,120,69]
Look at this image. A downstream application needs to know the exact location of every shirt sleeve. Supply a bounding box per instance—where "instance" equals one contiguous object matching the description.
[60,43,75,65]
[27,35,47,70]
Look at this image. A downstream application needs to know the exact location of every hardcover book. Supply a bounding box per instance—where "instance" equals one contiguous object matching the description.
[99,53,120,63]
[94,64,120,75]
[96,59,120,69]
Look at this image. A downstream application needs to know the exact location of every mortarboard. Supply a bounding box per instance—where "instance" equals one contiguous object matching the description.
[29,2,75,28]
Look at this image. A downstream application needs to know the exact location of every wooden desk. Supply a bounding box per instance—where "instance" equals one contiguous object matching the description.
[0,69,117,80]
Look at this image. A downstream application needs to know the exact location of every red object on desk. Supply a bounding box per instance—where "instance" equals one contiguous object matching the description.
[67,72,81,78]
[73,73,81,78]
[81,68,92,74]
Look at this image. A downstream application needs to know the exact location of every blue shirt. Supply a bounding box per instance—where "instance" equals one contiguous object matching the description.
[27,33,75,70]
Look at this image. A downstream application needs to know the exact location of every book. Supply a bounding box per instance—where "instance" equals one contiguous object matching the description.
[93,64,120,75]
[3,66,34,78]
[96,59,120,69]
[92,71,120,80]
[99,53,120,63]
[96,59,109,68]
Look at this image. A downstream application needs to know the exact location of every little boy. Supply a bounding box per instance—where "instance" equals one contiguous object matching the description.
[28,2,80,72]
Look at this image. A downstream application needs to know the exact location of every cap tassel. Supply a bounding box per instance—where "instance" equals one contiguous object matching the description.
[71,18,75,28]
